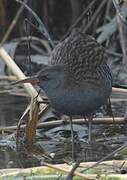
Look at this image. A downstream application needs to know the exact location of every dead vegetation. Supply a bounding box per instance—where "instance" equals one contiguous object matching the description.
[0,0,127,179]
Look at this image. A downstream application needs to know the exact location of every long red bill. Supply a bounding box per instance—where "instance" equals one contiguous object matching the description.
[11,76,40,85]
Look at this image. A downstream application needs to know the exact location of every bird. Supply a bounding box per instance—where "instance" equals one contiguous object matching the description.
[12,29,112,158]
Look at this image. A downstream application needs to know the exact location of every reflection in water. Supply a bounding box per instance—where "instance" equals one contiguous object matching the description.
[0,91,127,169]
[0,93,28,126]
[0,93,28,168]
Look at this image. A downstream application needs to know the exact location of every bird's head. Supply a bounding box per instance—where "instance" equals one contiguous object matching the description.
[12,65,65,90]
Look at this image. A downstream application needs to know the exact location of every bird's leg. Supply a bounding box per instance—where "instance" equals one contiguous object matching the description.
[69,116,75,161]
[107,98,115,125]
[88,115,93,144]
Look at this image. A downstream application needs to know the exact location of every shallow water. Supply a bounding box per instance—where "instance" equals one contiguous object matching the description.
[0,93,28,127]
[0,90,28,168]
[0,81,127,169]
